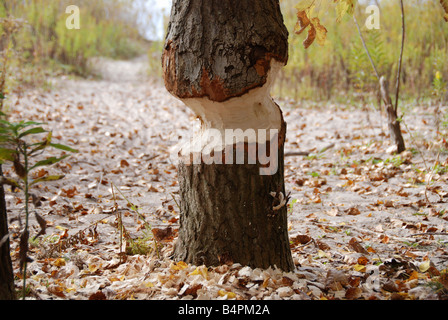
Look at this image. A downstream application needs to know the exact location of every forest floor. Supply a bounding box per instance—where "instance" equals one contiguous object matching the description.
[5,56,448,300]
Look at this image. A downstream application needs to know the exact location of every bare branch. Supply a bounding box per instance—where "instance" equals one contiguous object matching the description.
[394,0,405,112]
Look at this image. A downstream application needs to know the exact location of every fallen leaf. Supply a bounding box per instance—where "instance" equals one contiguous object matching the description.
[291,234,312,246]
[47,284,66,298]
[346,207,361,216]
[120,159,130,167]
[345,287,362,300]
[52,258,66,267]
[326,207,341,217]
[89,291,107,300]
[190,266,209,280]
[325,269,348,291]
[170,261,188,271]
[419,260,431,273]
[357,256,369,266]
[218,290,237,299]
[62,186,78,198]
[349,238,369,254]
[382,280,399,293]
[353,264,366,272]
[152,227,175,241]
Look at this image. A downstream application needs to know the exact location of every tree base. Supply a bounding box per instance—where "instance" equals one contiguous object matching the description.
[173,145,294,272]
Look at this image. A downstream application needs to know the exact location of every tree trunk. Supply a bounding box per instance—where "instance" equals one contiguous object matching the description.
[380,76,406,153]
[163,0,294,271]
[0,166,15,300]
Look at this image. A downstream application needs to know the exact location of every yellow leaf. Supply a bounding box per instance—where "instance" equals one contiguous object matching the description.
[295,0,316,12]
[88,262,102,273]
[190,266,209,280]
[407,270,419,282]
[170,261,188,271]
[311,17,328,46]
[419,260,431,273]
[335,0,356,22]
[218,290,236,299]
[52,258,66,267]
[145,282,154,288]
[317,250,328,258]
[354,264,366,272]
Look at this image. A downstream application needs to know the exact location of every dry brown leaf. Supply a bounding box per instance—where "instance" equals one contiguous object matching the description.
[47,284,67,298]
[294,10,311,35]
[346,207,361,216]
[357,256,369,266]
[120,159,130,167]
[303,24,316,49]
[345,287,362,300]
[62,186,78,198]
[152,227,176,241]
[325,269,348,291]
[441,0,448,21]
[291,234,312,246]
[89,290,107,300]
[349,237,369,254]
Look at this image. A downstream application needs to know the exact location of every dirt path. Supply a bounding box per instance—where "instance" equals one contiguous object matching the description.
[6,56,448,300]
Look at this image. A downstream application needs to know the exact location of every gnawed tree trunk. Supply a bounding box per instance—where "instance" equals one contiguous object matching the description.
[163,0,294,271]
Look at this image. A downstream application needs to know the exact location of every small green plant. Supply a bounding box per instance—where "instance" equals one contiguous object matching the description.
[0,118,77,299]
[432,71,446,101]
[287,198,297,215]
[111,183,160,258]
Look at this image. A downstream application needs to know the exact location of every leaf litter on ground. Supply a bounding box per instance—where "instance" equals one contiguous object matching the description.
[5,55,448,300]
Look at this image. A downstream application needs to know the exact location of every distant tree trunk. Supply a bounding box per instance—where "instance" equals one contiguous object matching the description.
[0,166,15,300]
[380,76,406,153]
[163,0,294,271]
[353,15,406,154]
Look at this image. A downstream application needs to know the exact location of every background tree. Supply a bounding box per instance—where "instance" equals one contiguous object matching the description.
[0,167,15,300]
[162,0,294,271]
[293,0,448,153]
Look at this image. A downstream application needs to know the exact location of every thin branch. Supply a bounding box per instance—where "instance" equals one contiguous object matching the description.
[394,0,405,112]
[353,15,380,82]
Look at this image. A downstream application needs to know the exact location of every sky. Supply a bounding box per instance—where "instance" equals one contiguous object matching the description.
[148,0,172,40]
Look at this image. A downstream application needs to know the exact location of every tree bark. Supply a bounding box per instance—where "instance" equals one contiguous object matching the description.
[0,166,15,300]
[380,76,406,153]
[163,0,294,271]
[163,0,289,102]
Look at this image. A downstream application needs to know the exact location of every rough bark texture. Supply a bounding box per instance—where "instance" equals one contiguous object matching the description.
[0,167,15,300]
[163,0,289,102]
[174,120,294,271]
[163,0,294,271]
